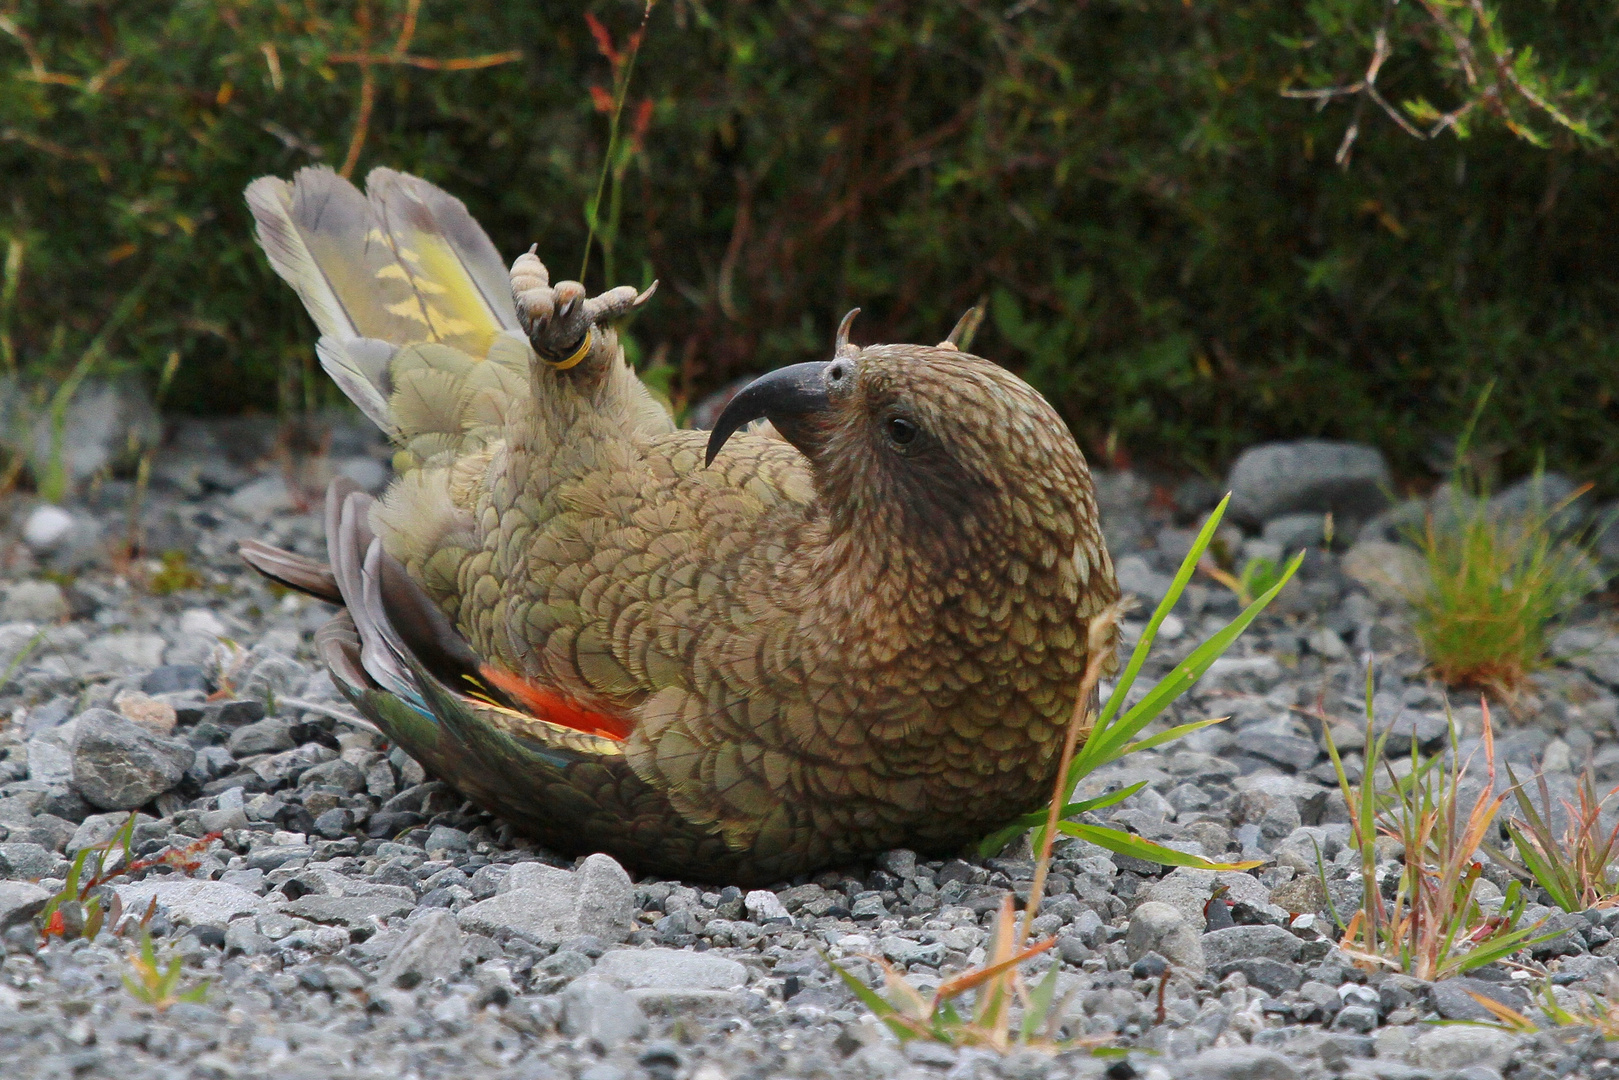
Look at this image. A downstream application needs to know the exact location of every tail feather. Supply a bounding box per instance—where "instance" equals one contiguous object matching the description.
[247,166,523,445]
[365,168,519,339]
[315,338,397,433]
[238,539,341,603]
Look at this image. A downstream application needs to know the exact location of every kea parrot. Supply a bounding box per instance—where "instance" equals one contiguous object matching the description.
[238,166,1119,884]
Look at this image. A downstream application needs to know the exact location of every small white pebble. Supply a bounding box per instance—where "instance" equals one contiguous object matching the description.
[22,504,74,550]
[180,607,229,637]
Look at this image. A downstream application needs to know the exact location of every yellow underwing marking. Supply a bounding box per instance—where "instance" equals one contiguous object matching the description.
[548,327,593,371]
[423,306,476,340]
[385,299,433,327]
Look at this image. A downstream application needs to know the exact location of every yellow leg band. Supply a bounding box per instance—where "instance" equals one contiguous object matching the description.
[547,327,593,371]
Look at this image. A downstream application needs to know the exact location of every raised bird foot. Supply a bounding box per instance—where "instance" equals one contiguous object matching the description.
[510,249,656,367]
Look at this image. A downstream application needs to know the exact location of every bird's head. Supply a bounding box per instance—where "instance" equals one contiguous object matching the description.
[706,312,1099,560]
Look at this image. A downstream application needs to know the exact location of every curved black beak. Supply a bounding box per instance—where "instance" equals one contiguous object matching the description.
[705,361,831,466]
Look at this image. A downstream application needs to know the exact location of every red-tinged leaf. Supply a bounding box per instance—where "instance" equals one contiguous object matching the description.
[629,97,654,149]
[583,12,619,66]
[44,909,65,938]
[589,85,615,114]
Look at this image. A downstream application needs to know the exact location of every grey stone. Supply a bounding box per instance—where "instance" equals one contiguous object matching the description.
[560,975,649,1043]
[1125,901,1206,972]
[1431,977,1528,1021]
[1202,924,1302,967]
[1262,513,1329,551]
[744,889,790,923]
[81,633,167,673]
[424,825,471,854]
[228,718,296,756]
[1115,554,1173,604]
[25,722,76,786]
[1342,540,1428,604]
[1141,869,1277,928]
[68,709,194,810]
[877,935,947,967]
[875,849,917,879]
[0,581,68,623]
[140,665,210,695]
[0,881,49,928]
[224,920,272,956]
[298,758,366,793]
[1553,626,1619,688]
[458,854,633,945]
[1409,1025,1519,1070]
[595,948,746,990]
[1373,703,1450,756]
[0,842,58,880]
[1180,1045,1299,1080]
[113,881,269,926]
[1235,725,1320,771]
[24,379,159,489]
[226,475,295,521]
[377,909,463,988]
[282,894,414,928]
[1227,440,1391,527]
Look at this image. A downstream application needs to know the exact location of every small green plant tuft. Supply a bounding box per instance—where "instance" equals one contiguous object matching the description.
[1494,765,1619,914]
[147,550,203,596]
[1409,389,1598,695]
[123,929,208,1011]
[1323,683,1556,980]
[38,817,223,944]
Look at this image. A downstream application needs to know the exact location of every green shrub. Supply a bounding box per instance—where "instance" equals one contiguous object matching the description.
[2,1,1616,484]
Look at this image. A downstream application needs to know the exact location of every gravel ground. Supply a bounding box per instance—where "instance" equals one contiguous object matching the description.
[2,414,1619,1080]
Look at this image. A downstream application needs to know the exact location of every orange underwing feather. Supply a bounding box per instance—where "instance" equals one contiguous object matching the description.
[478,664,633,741]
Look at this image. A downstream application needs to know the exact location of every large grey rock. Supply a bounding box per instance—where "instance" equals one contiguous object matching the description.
[1409,1025,1519,1070]
[25,379,158,489]
[560,975,649,1043]
[1201,923,1302,967]
[1553,626,1619,688]
[377,909,463,989]
[25,720,78,786]
[1179,1046,1298,1080]
[68,709,194,810]
[0,881,50,928]
[595,948,747,991]
[1227,440,1391,527]
[1431,976,1528,1021]
[1342,539,1428,604]
[457,853,633,945]
[81,633,167,674]
[113,880,268,926]
[0,842,59,880]
[1140,869,1276,928]
[1489,472,1588,533]
[1125,901,1205,972]
[281,894,415,928]
[0,581,68,623]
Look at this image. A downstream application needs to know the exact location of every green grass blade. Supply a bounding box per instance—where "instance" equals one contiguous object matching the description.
[1072,549,1303,776]
[1122,717,1229,756]
[1087,496,1231,738]
[979,781,1152,856]
[1021,958,1062,1042]
[1057,821,1262,871]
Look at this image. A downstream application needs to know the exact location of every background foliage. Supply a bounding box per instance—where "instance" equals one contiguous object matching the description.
[2,0,1616,487]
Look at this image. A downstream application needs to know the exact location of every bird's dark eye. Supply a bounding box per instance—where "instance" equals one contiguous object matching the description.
[886,416,918,446]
